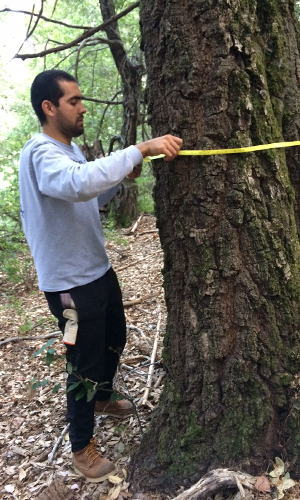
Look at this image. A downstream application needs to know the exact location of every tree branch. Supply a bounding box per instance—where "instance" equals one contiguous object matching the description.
[82,96,123,105]
[74,37,122,79]
[84,36,123,47]
[0,8,91,30]
[97,90,123,139]
[23,0,45,48]
[14,1,140,60]
[51,0,59,17]
[16,1,45,55]
[0,331,61,346]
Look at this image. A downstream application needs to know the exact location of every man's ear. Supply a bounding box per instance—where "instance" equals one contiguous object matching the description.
[41,100,55,119]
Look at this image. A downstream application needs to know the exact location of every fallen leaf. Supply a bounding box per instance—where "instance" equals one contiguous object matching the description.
[282,477,297,491]
[108,475,123,484]
[4,485,15,493]
[110,485,122,500]
[12,416,24,428]
[269,457,285,478]
[121,482,130,491]
[19,467,27,481]
[254,475,271,492]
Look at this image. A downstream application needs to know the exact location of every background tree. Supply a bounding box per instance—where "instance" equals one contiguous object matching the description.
[131,0,300,490]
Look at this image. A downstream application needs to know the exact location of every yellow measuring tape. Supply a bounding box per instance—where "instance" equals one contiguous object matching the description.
[143,140,300,162]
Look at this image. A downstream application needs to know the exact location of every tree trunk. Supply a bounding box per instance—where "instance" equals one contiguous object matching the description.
[131,0,300,490]
[110,177,138,227]
[99,0,143,225]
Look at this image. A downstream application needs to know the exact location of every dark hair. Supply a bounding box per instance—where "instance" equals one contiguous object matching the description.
[31,70,77,125]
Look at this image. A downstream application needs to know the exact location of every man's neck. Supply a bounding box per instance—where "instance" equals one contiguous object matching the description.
[42,125,72,145]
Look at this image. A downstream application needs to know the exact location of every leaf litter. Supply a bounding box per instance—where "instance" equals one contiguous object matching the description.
[0,215,299,500]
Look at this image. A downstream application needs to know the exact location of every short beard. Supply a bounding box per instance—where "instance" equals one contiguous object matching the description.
[56,110,84,139]
[71,125,84,137]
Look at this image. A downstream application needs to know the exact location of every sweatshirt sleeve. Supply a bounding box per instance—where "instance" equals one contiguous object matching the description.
[32,142,143,202]
[97,184,121,207]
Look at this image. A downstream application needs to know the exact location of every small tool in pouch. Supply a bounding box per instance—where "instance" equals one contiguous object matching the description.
[60,293,78,345]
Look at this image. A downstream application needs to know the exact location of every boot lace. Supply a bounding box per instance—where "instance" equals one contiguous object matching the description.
[84,439,100,465]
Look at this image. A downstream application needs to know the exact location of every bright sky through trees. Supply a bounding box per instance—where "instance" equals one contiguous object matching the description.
[0,1,34,137]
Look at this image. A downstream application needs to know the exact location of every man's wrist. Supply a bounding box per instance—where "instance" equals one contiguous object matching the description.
[135,141,150,158]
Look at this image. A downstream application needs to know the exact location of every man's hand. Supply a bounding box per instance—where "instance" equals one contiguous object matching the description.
[127,163,142,179]
[136,134,183,161]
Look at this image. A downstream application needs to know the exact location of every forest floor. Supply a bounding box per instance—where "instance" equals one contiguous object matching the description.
[0,215,299,500]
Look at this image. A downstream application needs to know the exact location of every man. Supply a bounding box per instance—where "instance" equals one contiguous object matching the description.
[19,69,182,483]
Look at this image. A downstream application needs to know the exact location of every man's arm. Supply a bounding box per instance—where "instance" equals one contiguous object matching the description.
[127,135,183,179]
[135,135,183,161]
[31,135,183,202]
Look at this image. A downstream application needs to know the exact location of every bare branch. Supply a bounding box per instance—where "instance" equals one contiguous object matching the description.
[74,37,122,79]
[51,0,59,17]
[25,3,35,38]
[0,331,61,346]
[52,48,79,69]
[74,38,89,80]
[84,36,123,47]
[48,424,70,463]
[0,8,91,30]
[97,90,123,139]
[109,135,123,154]
[82,96,123,105]
[26,0,45,42]
[14,1,140,60]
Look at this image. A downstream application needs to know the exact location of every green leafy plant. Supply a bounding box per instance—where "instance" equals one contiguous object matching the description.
[268,457,297,499]
[32,337,57,365]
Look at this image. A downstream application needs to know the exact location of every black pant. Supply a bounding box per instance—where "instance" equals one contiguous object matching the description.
[44,268,126,452]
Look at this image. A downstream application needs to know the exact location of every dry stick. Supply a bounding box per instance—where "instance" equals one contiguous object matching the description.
[135,229,159,237]
[126,324,147,339]
[0,331,61,346]
[116,249,161,272]
[48,423,70,463]
[171,469,255,500]
[127,212,144,234]
[154,371,166,389]
[123,290,160,307]
[140,309,162,406]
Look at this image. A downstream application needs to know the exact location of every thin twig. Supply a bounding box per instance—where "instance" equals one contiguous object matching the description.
[126,324,147,339]
[0,331,61,346]
[25,2,34,38]
[48,423,70,463]
[140,309,161,405]
[123,291,160,307]
[135,229,159,237]
[154,371,166,388]
[74,38,89,80]
[0,8,91,30]
[96,91,123,139]
[127,212,144,234]
[82,96,123,105]
[51,0,59,17]
[17,0,45,55]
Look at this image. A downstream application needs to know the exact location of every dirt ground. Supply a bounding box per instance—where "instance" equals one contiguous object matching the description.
[0,215,299,500]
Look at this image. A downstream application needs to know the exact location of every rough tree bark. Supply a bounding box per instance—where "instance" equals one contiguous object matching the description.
[131,0,300,491]
[99,0,143,226]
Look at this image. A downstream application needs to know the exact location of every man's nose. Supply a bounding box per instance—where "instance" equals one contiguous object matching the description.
[80,102,87,114]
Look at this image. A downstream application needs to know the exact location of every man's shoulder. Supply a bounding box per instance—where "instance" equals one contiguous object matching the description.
[21,133,55,154]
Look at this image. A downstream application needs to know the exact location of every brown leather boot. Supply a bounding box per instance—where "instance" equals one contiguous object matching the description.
[73,438,115,482]
[94,398,134,418]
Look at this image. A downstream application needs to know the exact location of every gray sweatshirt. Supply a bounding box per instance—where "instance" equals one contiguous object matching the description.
[19,133,143,291]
